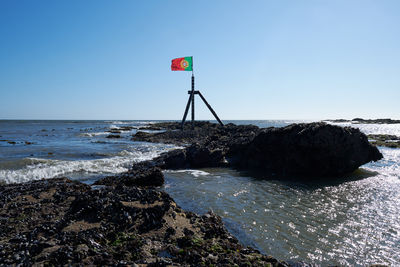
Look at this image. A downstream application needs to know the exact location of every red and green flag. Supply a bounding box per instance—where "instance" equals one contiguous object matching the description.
[171,56,193,71]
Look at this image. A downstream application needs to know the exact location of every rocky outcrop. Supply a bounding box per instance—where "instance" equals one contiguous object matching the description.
[0,178,287,266]
[352,118,400,124]
[328,118,400,124]
[368,134,400,148]
[134,121,383,178]
[132,121,260,146]
[95,162,164,187]
[229,122,383,177]
[152,144,227,169]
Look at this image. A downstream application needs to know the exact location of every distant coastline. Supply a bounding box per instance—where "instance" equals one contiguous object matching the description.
[326,118,400,124]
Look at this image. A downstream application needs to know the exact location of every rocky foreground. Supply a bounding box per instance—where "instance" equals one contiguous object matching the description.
[0,178,286,266]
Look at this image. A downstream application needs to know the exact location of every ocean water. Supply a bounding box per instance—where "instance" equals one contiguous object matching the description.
[0,120,178,184]
[1,120,399,266]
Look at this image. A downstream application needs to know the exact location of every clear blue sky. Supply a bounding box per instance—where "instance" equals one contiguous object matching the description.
[1,0,399,120]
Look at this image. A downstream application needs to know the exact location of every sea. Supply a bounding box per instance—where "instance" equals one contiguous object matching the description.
[0,119,399,266]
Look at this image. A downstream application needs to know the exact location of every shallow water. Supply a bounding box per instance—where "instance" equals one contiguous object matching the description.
[163,146,400,266]
[1,119,399,265]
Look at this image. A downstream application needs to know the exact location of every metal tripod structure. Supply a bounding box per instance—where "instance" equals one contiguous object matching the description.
[181,74,224,129]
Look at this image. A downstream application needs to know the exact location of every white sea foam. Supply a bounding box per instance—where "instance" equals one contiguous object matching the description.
[0,146,176,184]
[79,132,108,137]
[364,147,400,177]
[105,121,127,125]
[166,169,210,177]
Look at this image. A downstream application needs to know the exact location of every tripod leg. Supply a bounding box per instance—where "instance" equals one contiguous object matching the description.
[191,90,195,127]
[181,93,193,129]
[198,92,224,126]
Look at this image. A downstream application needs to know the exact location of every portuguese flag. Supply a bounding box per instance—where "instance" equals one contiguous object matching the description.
[171,56,193,71]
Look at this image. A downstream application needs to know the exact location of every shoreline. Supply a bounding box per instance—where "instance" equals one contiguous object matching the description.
[0,121,389,265]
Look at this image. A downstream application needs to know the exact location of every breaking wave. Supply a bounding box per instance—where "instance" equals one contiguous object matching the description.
[79,132,109,137]
[0,146,176,184]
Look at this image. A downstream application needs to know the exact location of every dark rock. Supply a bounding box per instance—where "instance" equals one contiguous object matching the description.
[132,121,228,145]
[157,149,188,169]
[133,131,153,140]
[186,143,226,168]
[95,162,164,187]
[352,118,400,124]
[140,126,162,131]
[107,129,122,134]
[0,177,285,266]
[118,126,135,131]
[230,122,383,177]
[106,135,121,139]
[327,119,349,123]
[352,117,364,121]
[139,121,382,178]
[368,134,400,148]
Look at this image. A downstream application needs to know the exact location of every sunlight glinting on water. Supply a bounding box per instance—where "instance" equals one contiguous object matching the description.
[164,154,400,266]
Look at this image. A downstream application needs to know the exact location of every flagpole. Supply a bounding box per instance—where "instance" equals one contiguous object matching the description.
[191,71,195,127]
[179,56,223,129]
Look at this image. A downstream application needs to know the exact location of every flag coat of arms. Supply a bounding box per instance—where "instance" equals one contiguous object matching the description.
[171,57,193,71]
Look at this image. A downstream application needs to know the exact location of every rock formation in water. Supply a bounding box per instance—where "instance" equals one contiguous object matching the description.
[132,121,383,178]
[368,134,400,148]
[328,118,400,124]
[230,122,383,177]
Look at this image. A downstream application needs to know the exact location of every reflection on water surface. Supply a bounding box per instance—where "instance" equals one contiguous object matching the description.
[163,149,400,266]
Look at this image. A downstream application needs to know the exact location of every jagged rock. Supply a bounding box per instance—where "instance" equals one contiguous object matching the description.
[0,178,286,266]
[155,149,188,169]
[153,144,226,169]
[139,121,383,178]
[186,143,226,168]
[95,162,164,187]
[132,121,260,146]
[368,134,400,148]
[230,122,383,177]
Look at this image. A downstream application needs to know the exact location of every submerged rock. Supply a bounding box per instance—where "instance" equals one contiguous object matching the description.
[352,118,400,124]
[368,134,400,148]
[106,134,121,139]
[327,118,400,124]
